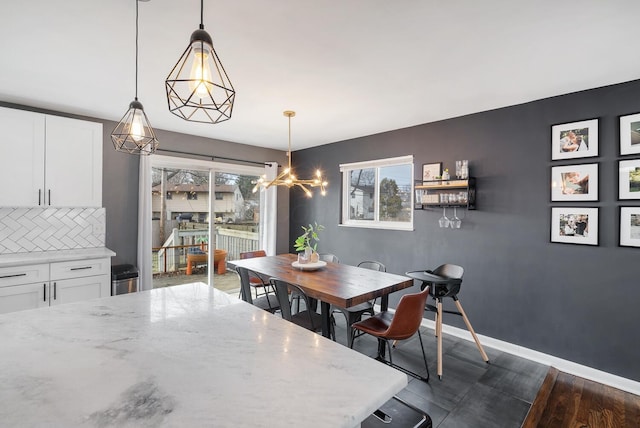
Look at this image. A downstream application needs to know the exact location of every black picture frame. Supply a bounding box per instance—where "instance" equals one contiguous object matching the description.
[550,163,598,201]
[618,159,640,200]
[619,112,640,156]
[551,118,599,160]
[619,206,640,248]
[550,207,598,246]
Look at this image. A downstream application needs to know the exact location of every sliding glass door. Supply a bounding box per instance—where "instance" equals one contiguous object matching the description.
[149,155,263,292]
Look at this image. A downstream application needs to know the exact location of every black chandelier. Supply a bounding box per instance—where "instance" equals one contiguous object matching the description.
[111,0,159,155]
[164,0,235,124]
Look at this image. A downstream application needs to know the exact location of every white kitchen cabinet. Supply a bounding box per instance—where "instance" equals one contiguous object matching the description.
[49,276,110,306]
[50,258,110,306]
[0,106,103,207]
[0,258,110,314]
[0,282,49,314]
[0,107,45,207]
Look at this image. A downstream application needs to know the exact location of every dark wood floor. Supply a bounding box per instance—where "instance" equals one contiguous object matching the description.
[522,367,640,428]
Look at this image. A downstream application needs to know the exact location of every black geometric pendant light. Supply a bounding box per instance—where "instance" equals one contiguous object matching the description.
[111,0,159,155]
[164,0,235,124]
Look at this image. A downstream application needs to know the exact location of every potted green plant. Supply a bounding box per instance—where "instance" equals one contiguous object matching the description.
[294,222,324,263]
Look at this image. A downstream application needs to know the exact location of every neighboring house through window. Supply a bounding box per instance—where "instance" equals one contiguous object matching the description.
[340,155,414,230]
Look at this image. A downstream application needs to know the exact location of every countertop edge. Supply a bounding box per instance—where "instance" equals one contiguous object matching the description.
[0,248,117,268]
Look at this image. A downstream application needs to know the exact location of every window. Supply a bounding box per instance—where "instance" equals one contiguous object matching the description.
[215,193,223,200]
[187,192,198,200]
[340,155,414,230]
[166,191,172,200]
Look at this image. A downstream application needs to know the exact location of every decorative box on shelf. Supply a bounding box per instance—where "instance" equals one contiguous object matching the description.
[414,177,476,210]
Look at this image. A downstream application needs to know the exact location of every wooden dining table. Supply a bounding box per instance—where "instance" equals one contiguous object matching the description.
[229,253,415,339]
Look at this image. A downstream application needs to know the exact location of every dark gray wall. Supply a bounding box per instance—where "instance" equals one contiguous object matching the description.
[290,79,640,382]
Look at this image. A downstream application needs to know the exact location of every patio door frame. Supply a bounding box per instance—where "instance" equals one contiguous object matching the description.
[147,154,264,287]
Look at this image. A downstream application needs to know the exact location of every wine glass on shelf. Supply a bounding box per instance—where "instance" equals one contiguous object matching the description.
[450,207,462,229]
[438,207,449,228]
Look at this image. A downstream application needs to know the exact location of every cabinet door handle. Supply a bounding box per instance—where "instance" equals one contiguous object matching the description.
[53,282,57,300]
[0,273,27,279]
[48,189,51,206]
[43,283,47,302]
[70,266,92,271]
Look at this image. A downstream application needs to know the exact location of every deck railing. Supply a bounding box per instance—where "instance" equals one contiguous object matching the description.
[153,229,259,274]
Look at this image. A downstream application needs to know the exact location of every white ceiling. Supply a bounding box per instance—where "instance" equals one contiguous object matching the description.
[2,1,639,151]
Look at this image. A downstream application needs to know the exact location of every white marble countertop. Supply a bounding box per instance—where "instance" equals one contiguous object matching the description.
[0,247,116,268]
[0,283,407,427]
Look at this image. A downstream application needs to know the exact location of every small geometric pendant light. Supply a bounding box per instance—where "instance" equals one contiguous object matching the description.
[111,0,159,155]
[164,0,235,124]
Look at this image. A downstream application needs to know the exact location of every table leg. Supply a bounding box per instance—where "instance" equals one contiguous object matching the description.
[437,299,443,379]
[378,295,390,358]
[320,301,331,338]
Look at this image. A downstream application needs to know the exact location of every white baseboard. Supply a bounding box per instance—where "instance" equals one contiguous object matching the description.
[418,317,640,396]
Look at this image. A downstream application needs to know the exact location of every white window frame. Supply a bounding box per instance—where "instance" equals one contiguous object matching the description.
[340,155,414,231]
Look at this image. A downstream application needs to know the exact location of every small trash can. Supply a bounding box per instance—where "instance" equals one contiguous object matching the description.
[111,264,139,296]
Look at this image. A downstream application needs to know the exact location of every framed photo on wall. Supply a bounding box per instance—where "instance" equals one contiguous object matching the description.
[618,159,640,200]
[619,112,640,155]
[422,162,442,182]
[551,118,599,160]
[550,207,598,246]
[619,207,640,248]
[551,163,598,201]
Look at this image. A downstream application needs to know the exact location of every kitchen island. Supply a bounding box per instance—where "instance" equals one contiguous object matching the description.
[0,283,407,427]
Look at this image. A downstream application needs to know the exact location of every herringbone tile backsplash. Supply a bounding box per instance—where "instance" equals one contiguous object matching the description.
[0,207,105,254]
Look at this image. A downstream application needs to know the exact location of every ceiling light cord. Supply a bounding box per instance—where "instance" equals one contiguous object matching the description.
[200,0,204,28]
[287,113,292,171]
[135,0,139,100]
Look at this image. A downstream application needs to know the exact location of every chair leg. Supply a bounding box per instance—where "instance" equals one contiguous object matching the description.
[374,338,393,365]
[434,307,439,337]
[347,326,355,348]
[330,314,336,341]
[417,330,430,382]
[437,298,443,379]
[453,298,489,363]
[385,339,393,365]
[378,336,429,383]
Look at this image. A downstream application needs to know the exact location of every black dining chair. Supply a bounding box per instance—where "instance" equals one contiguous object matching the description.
[318,253,340,263]
[333,260,386,347]
[237,250,272,299]
[271,278,335,340]
[236,266,280,314]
